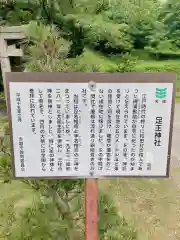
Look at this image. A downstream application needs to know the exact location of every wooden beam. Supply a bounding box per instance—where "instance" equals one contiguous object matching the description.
[7,45,23,57]
[0,25,26,107]
[0,25,26,33]
[1,32,26,40]
[0,37,11,104]
[0,26,26,40]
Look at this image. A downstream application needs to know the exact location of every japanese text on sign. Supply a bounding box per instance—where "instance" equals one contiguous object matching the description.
[9,81,174,178]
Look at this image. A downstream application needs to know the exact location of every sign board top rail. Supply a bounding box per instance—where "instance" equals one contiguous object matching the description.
[6,71,177,83]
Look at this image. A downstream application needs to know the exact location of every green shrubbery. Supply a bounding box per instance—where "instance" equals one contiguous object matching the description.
[1,0,180,64]
[0,21,138,239]
[0,0,173,55]
[135,60,180,84]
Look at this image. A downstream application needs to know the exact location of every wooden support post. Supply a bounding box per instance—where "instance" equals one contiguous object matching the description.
[85,179,98,240]
[0,36,11,104]
[0,25,26,106]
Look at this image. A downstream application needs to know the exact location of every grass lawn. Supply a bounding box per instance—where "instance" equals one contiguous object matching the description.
[0,180,85,240]
[0,180,138,240]
[176,87,180,102]
[134,59,180,101]
[176,94,180,102]
[0,180,38,239]
[99,173,180,240]
[1,177,180,240]
[109,55,180,101]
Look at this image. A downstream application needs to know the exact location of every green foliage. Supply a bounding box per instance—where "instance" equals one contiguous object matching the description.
[146,0,180,56]
[3,0,180,56]
[63,50,118,72]
[0,116,11,182]
[24,22,137,73]
[116,53,138,72]
[1,0,180,57]
[74,14,132,53]
[24,21,70,71]
[145,38,180,60]
[0,193,84,240]
[0,185,137,239]
[135,60,180,92]
[0,0,39,26]
[99,192,137,240]
[0,0,132,54]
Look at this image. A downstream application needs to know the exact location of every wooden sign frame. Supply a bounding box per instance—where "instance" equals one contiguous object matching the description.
[5,71,176,179]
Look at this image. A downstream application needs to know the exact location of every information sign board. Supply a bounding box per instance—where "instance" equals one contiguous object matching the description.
[5,72,176,178]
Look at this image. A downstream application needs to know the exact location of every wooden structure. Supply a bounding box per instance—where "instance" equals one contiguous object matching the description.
[0,26,26,99]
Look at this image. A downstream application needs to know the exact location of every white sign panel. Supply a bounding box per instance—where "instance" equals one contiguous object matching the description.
[7,73,175,178]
